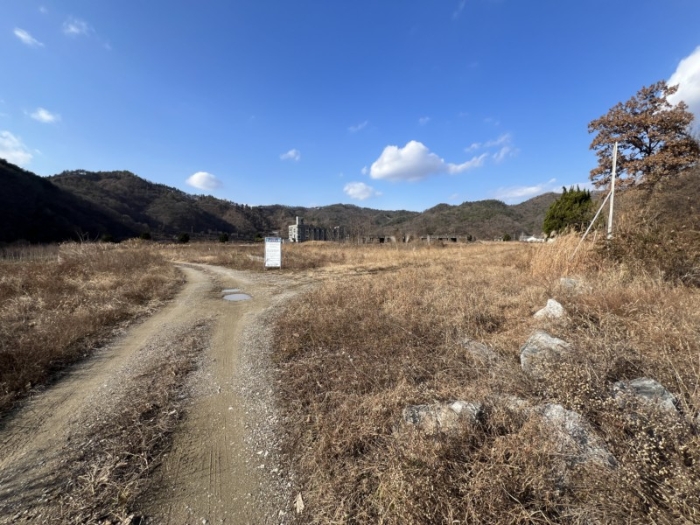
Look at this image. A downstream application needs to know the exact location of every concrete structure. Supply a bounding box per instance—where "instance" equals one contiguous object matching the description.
[288,217,327,242]
[329,225,347,242]
[419,235,473,243]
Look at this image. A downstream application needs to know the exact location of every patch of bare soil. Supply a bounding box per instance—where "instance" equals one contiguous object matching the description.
[0,263,311,524]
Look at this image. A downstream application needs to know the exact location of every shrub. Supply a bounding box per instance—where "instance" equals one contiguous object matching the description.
[543,186,594,236]
[218,232,229,243]
[177,232,190,244]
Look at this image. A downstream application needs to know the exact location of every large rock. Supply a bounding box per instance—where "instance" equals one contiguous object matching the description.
[533,299,566,320]
[612,378,677,412]
[520,330,572,377]
[535,404,616,468]
[403,401,482,434]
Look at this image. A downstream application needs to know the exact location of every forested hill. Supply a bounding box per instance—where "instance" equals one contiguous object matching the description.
[1,161,558,243]
[401,193,558,240]
[0,160,139,243]
[49,170,271,238]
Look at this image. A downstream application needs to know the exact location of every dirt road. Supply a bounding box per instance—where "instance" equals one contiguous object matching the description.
[0,263,309,524]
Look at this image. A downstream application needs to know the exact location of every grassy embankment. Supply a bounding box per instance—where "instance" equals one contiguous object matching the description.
[271,236,700,524]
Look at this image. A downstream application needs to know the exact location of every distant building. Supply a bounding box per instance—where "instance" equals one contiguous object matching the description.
[329,225,347,242]
[288,216,327,242]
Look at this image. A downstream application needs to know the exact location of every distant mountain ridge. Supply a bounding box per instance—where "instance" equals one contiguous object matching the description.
[1,160,557,243]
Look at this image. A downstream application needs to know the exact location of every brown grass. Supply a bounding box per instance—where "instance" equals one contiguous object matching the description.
[602,168,700,286]
[0,241,181,414]
[273,240,700,524]
[5,232,698,522]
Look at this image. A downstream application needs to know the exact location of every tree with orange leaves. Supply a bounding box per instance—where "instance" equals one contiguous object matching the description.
[588,80,699,188]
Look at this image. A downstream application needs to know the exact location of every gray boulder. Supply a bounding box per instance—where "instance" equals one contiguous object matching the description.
[535,404,616,468]
[520,330,572,377]
[534,299,566,320]
[403,401,482,434]
[491,396,616,472]
[612,377,677,412]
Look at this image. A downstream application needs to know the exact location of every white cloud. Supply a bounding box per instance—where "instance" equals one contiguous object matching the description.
[494,178,558,203]
[30,107,60,123]
[186,171,222,191]
[369,140,486,182]
[361,166,368,175]
[484,133,511,148]
[344,182,381,200]
[14,28,43,47]
[668,45,700,129]
[0,131,33,166]
[280,148,301,161]
[63,17,92,36]
[452,0,466,19]
[493,145,516,163]
[348,120,368,133]
[39,6,48,14]
[466,133,519,163]
[418,116,430,125]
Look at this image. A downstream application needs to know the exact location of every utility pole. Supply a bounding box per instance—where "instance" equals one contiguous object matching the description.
[607,141,618,240]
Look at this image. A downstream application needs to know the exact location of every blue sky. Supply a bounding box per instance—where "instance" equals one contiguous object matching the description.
[2,1,700,211]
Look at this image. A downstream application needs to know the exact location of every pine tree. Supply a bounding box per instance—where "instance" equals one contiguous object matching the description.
[588,81,699,188]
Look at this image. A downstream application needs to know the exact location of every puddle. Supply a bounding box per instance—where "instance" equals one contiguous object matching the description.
[223,293,252,302]
[221,288,240,294]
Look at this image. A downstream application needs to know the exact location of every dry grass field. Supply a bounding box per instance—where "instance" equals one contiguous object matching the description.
[0,241,181,414]
[2,216,698,523]
[271,238,700,524]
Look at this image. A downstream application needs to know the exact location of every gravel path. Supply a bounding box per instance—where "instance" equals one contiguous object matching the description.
[0,263,312,524]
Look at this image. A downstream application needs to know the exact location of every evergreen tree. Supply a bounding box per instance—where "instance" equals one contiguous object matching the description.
[543,186,594,236]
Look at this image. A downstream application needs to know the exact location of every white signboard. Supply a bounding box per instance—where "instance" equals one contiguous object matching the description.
[264,237,282,268]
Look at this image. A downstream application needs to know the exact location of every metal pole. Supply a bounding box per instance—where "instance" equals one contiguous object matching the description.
[570,190,612,260]
[607,142,618,240]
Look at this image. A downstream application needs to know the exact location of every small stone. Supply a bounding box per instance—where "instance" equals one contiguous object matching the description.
[295,493,305,514]
[520,330,572,377]
[462,339,499,363]
[559,277,581,290]
[534,299,566,320]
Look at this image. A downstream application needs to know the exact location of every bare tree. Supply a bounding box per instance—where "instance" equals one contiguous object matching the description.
[588,80,700,188]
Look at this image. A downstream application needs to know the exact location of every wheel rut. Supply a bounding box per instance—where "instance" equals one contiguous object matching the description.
[0,263,311,524]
